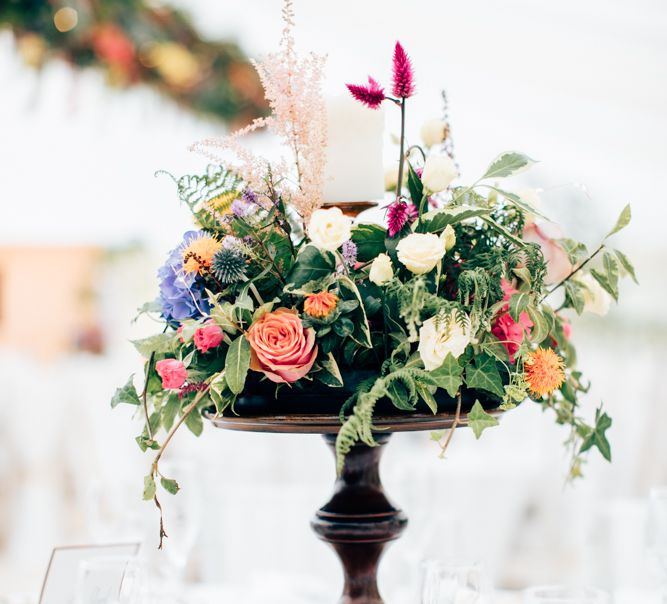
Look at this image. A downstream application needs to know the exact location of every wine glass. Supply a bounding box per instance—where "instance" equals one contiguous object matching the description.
[74,556,143,604]
[420,559,483,604]
[523,586,609,604]
[647,487,667,602]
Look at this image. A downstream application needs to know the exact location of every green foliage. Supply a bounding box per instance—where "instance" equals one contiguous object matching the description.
[429,354,464,397]
[605,204,631,239]
[225,336,251,394]
[480,151,536,180]
[419,206,491,234]
[286,245,336,288]
[132,333,178,357]
[465,354,504,399]
[160,477,180,495]
[111,375,141,408]
[143,474,156,501]
[579,408,612,462]
[467,400,499,439]
[351,224,387,262]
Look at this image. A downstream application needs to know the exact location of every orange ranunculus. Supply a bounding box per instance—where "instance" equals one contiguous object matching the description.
[247,308,318,384]
[303,291,339,318]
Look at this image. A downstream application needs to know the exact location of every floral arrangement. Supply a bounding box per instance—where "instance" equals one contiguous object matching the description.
[1,0,267,124]
[112,1,635,545]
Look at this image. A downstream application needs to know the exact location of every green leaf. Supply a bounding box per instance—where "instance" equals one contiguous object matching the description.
[143,474,156,500]
[605,204,631,239]
[160,477,180,495]
[111,375,141,408]
[333,317,355,337]
[225,336,251,395]
[508,293,530,323]
[351,224,387,262]
[135,435,160,452]
[559,238,588,265]
[131,333,177,357]
[579,408,612,462]
[317,353,344,387]
[484,185,549,221]
[337,275,373,348]
[591,253,619,302]
[480,217,527,248]
[286,245,336,288]
[161,393,181,431]
[419,205,491,234]
[613,249,638,284]
[416,383,438,414]
[465,354,504,398]
[527,305,549,343]
[407,162,424,207]
[429,353,464,398]
[467,400,499,439]
[386,380,415,411]
[481,151,536,180]
[564,281,585,315]
[184,409,204,436]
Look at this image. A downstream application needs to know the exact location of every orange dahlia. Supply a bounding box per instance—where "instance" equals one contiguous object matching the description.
[524,347,565,397]
[182,234,222,275]
[304,291,339,318]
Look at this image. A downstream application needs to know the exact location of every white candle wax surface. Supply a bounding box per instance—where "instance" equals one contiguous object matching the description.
[322,96,385,204]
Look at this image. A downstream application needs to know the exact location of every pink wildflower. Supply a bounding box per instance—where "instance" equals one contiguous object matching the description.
[387,200,419,237]
[392,41,415,98]
[346,76,386,109]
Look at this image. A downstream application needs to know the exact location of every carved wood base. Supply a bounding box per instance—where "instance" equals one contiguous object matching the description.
[311,434,406,604]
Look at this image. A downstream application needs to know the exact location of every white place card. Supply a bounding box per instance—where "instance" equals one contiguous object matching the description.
[38,543,140,604]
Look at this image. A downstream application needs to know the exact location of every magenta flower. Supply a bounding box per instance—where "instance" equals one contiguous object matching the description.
[392,41,415,98]
[346,76,386,109]
[387,200,419,237]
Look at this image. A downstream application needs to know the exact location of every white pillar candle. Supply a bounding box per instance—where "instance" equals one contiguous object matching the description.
[323,96,385,204]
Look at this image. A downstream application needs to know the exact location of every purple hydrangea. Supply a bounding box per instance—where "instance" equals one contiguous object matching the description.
[157,231,211,324]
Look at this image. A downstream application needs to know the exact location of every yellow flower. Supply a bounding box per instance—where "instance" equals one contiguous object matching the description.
[304,291,339,318]
[182,234,222,275]
[524,348,565,398]
[207,191,238,215]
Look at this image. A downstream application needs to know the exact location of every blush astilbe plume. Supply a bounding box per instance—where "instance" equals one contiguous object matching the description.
[190,0,327,220]
[346,77,386,109]
[392,41,415,98]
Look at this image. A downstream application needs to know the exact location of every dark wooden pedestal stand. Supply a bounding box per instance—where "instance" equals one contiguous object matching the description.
[208,411,485,604]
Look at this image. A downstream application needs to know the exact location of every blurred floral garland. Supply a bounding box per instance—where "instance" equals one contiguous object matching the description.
[1,0,268,125]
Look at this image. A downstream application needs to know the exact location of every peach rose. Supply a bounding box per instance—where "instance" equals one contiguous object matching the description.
[247,308,318,384]
[156,359,187,389]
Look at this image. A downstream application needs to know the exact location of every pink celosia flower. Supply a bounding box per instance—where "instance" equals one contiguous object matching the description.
[156,359,187,390]
[392,41,415,98]
[491,278,533,363]
[346,76,386,109]
[194,321,224,353]
[387,200,419,237]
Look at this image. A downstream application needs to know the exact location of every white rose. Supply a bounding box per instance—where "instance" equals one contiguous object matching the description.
[308,207,352,252]
[441,224,456,251]
[421,155,458,193]
[418,312,471,370]
[420,118,448,148]
[396,233,447,274]
[369,253,394,285]
[576,273,612,316]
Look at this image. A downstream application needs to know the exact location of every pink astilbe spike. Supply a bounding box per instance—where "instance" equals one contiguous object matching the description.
[346,76,385,109]
[392,41,415,98]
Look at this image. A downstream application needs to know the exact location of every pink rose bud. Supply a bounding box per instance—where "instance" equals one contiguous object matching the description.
[194,322,224,353]
[155,359,187,390]
[176,325,185,343]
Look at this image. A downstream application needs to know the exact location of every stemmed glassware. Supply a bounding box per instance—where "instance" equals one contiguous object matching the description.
[420,560,483,604]
[74,556,143,604]
[647,487,667,603]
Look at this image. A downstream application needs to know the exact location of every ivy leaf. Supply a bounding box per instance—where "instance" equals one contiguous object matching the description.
[579,408,612,462]
[429,353,464,398]
[286,245,336,288]
[465,354,504,398]
[351,224,387,262]
[111,375,141,408]
[143,474,156,501]
[225,335,251,395]
[467,400,499,439]
[131,333,177,357]
[613,249,638,284]
[605,204,631,239]
[160,477,180,495]
[481,151,536,180]
[508,293,530,323]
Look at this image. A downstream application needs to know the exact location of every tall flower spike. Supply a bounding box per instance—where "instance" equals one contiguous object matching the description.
[387,200,418,237]
[346,76,386,109]
[392,41,415,98]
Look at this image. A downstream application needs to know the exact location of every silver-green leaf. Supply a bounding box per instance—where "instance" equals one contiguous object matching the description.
[481,151,536,180]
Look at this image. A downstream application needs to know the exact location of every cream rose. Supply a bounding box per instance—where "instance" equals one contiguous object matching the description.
[576,273,612,316]
[308,207,352,252]
[418,312,471,370]
[420,118,448,148]
[421,155,458,193]
[369,253,394,285]
[441,224,456,251]
[396,233,447,274]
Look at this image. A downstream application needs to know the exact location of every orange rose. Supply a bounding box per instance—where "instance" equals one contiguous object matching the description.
[247,308,318,384]
[304,291,338,318]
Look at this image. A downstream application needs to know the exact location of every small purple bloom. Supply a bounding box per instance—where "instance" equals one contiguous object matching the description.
[342,240,358,267]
